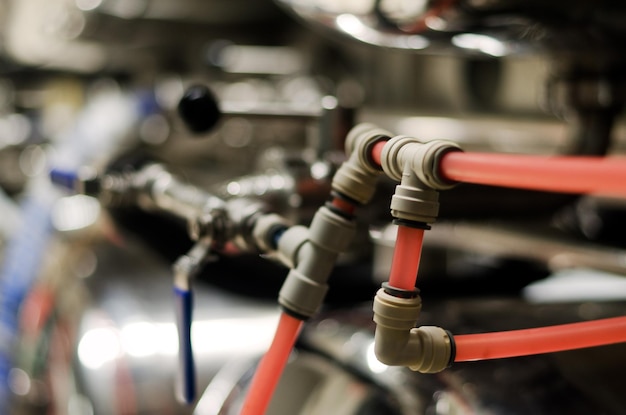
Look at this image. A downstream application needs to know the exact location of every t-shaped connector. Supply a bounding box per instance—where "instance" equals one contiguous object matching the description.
[379,135,462,190]
[277,205,356,319]
[379,135,462,224]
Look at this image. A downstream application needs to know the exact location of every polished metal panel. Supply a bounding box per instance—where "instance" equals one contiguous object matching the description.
[72,234,281,415]
[197,299,626,414]
[275,0,626,56]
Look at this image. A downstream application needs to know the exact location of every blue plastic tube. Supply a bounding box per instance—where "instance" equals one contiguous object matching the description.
[174,286,196,404]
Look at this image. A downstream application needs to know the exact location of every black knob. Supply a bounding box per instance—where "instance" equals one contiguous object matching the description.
[177,85,221,134]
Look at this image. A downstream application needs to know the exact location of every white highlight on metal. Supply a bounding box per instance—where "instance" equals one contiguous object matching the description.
[78,314,279,370]
[366,341,388,374]
[336,14,429,50]
[452,33,509,57]
[52,195,101,232]
[75,0,102,11]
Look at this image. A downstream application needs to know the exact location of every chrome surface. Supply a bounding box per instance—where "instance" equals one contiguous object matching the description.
[73,234,281,415]
[276,0,626,57]
[3,0,626,413]
[196,300,626,414]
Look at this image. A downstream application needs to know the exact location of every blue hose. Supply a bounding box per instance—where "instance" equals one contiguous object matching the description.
[49,169,78,192]
[0,193,53,411]
[174,286,196,404]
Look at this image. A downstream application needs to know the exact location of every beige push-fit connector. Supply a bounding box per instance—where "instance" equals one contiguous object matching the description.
[277,206,357,319]
[252,213,291,254]
[380,135,462,190]
[272,124,391,319]
[332,123,392,204]
[378,136,462,224]
[274,225,309,269]
[373,288,453,373]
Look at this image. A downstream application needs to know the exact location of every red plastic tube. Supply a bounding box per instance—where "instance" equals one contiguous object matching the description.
[440,152,626,195]
[454,316,626,362]
[371,140,386,167]
[388,226,425,291]
[331,197,356,216]
[241,312,303,415]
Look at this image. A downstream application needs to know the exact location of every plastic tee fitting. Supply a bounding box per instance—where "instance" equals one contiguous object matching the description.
[332,123,392,204]
[373,288,453,373]
[379,136,462,224]
[277,205,356,319]
[380,135,462,190]
[252,213,291,254]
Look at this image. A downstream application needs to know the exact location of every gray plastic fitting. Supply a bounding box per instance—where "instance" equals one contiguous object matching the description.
[390,179,441,224]
[380,135,462,190]
[252,213,291,253]
[279,268,329,320]
[373,289,452,373]
[331,163,378,205]
[331,123,391,204]
[379,135,418,183]
[307,205,357,254]
[409,140,462,191]
[373,288,422,331]
[376,326,453,373]
[276,225,309,269]
[278,206,356,318]
[378,135,462,223]
[344,123,391,175]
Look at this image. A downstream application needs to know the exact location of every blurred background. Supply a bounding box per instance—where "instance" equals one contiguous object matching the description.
[1,0,626,414]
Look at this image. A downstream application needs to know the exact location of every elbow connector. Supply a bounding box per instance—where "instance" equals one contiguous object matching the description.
[332,123,392,204]
[373,288,453,373]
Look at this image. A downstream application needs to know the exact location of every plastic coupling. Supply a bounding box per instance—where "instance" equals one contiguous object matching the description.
[389,182,440,224]
[373,288,422,331]
[278,268,329,320]
[275,225,309,269]
[373,288,453,373]
[380,136,462,190]
[332,123,392,205]
[252,213,291,253]
[344,123,393,174]
[277,206,356,319]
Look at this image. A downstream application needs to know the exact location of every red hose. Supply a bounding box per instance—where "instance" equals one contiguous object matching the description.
[241,312,303,415]
[454,316,626,362]
[440,152,626,195]
[371,141,386,167]
[331,197,356,216]
[388,226,425,291]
